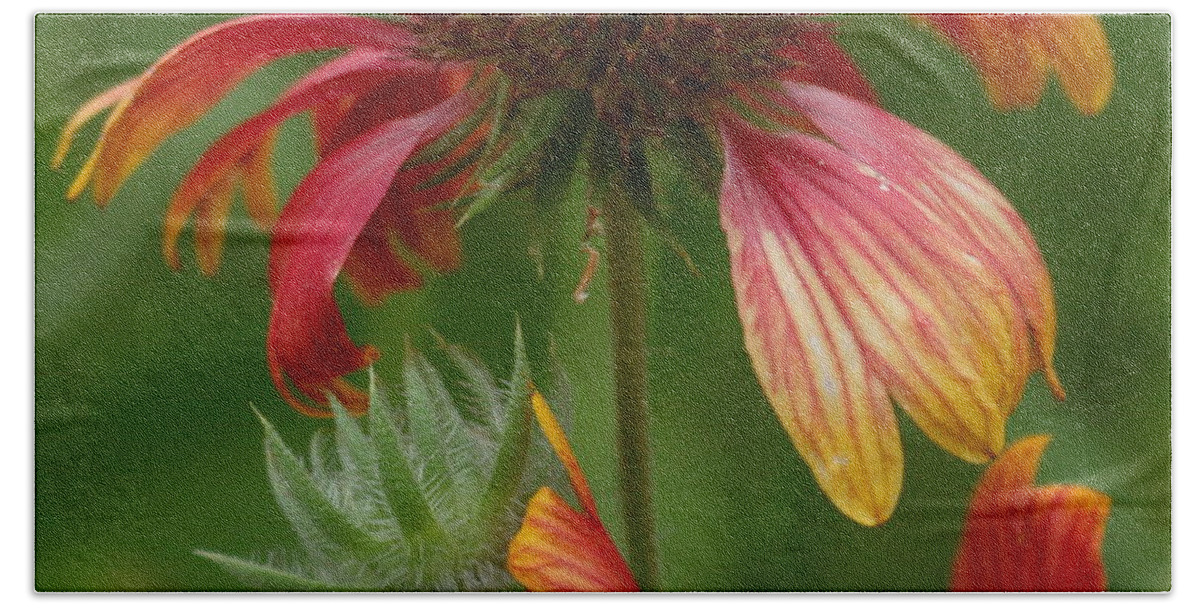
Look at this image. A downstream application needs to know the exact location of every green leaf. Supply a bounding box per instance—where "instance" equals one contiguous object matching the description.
[329,397,376,481]
[476,324,534,532]
[256,410,387,562]
[437,335,505,431]
[402,346,488,521]
[366,370,443,542]
[194,551,332,591]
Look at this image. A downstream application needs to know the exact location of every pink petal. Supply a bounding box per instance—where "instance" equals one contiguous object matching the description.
[719,86,1062,523]
[775,83,1063,399]
[720,121,904,526]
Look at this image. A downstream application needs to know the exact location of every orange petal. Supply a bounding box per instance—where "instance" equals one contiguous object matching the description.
[918,14,1113,115]
[508,488,639,592]
[74,14,415,204]
[507,389,638,592]
[52,77,139,171]
[192,173,238,276]
[239,135,280,232]
[1032,15,1114,115]
[162,49,414,272]
[528,389,598,518]
[952,436,1111,591]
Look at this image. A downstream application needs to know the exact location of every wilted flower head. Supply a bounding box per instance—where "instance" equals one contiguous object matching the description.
[56,13,1113,526]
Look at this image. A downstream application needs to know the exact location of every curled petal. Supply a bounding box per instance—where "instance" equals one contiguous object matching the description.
[63,14,415,204]
[918,14,1114,115]
[507,390,638,592]
[315,67,471,156]
[340,213,425,307]
[952,436,1111,591]
[52,77,139,170]
[266,88,480,416]
[719,85,1062,524]
[163,49,420,273]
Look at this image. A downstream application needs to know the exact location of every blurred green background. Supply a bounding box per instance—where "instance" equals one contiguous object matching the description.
[34,14,1169,591]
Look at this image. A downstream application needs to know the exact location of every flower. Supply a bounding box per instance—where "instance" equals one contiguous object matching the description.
[951,435,1111,591]
[55,15,488,415]
[915,14,1114,115]
[57,15,1113,525]
[507,388,639,592]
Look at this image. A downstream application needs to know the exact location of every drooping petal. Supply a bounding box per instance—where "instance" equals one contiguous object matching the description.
[265,88,480,416]
[952,435,1110,591]
[720,121,902,526]
[303,67,476,305]
[339,213,425,307]
[917,14,1114,115]
[507,390,638,592]
[719,84,1063,525]
[777,83,1063,402]
[62,14,415,205]
[162,49,421,273]
[337,153,467,306]
[314,66,473,156]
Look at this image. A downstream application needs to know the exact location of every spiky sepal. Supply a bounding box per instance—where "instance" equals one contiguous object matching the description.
[199,327,573,590]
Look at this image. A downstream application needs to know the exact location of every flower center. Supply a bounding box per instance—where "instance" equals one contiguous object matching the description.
[413,15,810,129]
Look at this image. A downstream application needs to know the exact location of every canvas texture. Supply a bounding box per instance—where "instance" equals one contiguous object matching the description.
[34,13,1170,591]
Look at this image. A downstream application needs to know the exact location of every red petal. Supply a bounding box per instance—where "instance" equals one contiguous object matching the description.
[79,14,415,204]
[952,436,1111,591]
[316,66,470,155]
[265,88,480,416]
[777,27,878,105]
[340,208,425,307]
[164,49,418,272]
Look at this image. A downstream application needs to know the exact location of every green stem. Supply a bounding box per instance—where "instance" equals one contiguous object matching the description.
[591,136,660,590]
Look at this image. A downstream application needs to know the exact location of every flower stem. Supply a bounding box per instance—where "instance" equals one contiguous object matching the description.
[591,137,660,590]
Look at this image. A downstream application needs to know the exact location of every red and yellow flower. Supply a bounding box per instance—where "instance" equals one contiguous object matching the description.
[56,14,1115,527]
[55,15,486,415]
